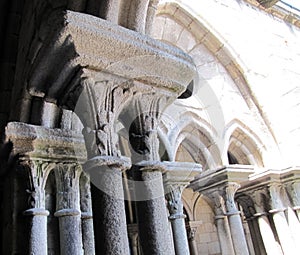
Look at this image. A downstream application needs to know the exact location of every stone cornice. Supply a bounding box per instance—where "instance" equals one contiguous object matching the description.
[239,167,300,192]
[163,161,202,186]
[189,165,254,193]
[28,10,196,106]
[5,122,86,162]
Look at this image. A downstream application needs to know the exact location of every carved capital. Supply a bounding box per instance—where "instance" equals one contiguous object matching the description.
[268,183,285,211]
[285,181,300,209]
[123,92,174,162]
[75,76,134,158]
[165,185,185,219]
[204,190,226,216]
[248,188,269,215]
[186,225,197,241]
[23,160,56,209]
[54,163,82,211]
[224,182,240,214]
[79,171,93,214]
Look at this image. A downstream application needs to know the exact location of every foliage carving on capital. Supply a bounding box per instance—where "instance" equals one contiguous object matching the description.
[76,77,133,158]
[249,188,269,214]
[204,190,226,216]
[285,182,300,208]
[186,225,197,241]
[127,93,171,162]
[24,160,56,209]
[54,163,82,210]
[225,182,240,214]
[165,185,185,218]
[268,183,284,210]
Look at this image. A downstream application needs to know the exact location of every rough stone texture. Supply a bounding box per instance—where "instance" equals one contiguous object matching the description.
[2,0,300,255]
[26,10,195,106]
[133,163,175,255]
[23,209,49,255]
[54,163,83,255]
[163,161,201,255]
[84,156,131,255]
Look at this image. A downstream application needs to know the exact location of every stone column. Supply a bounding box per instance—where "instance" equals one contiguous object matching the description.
[80,172,95,255]
[165,185,189,255]
[286,181,300,220]
[75,77,133,255]
[285,181,300,247]
[250,189,283,255]
[133,162,174,255]
[187,225,198,255]
[123,92,181,255]
[163,162,201,255]
[224,182,249,255]
[269,183,297,254]
[205,190,235,255]
[84,156,131,255]
[54,163,83,255]
[23,160,55,255]
[128,224,139,255]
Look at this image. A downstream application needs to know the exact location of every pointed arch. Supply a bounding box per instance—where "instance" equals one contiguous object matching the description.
[224,119,265,167]
[154,1,277,147]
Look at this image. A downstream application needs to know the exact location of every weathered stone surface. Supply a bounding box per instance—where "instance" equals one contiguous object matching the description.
[27,10,196,105]
[84,156,131,255]
[133,163,175,255]
[5,121,86,162]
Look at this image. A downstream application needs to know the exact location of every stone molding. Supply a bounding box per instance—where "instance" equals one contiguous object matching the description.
[189,165,254,193]
[5,121,86,163]
[163,161,201,219]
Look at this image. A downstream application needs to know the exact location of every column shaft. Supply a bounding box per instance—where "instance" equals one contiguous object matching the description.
[80,173,95,255]
[215,215,235,255]
[134,165,174,255]
[24,209,49,255]
[165,185,189,255]
[85,157,130,255]
[170,218,190,255]
[128,224,139,255]
[225,183,249,255]
[269,184,297,254]
[256,214,282,255]
[55,209,83,255]
[81,214,95,255]
[187,227,198,255]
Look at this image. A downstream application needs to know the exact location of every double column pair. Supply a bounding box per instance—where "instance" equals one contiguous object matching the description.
[76,76,178,254]
[203,183,249,255]
[23,160,94,255]
[251,184,300,255]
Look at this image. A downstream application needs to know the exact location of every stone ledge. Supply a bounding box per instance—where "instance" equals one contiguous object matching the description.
[5,122,86,162]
